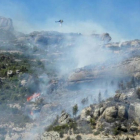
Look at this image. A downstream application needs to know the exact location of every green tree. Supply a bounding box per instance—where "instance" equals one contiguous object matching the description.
[20,66,28,72]
[73,104,78,118]
[98,91,101,103]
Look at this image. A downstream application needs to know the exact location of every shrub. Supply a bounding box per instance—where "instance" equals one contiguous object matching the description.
[94,131,100,135]
[53,125,63,132]
[20,66,28,72]
[59,131,64,138]
[136,88,140,99]
[98,125,104,131]
[11,94,19,101]
[0,69,7,77]
[46,124,54,131]
[76,135,82,140]
[85,110,91,116]
[3,84,10,89]
[69,122,77,130]
[47,120,77,135]
[90,118,96,126]
[112,127,120,135]
[65,136,71,140]
[133,121,139,126]
[52,124,69,133]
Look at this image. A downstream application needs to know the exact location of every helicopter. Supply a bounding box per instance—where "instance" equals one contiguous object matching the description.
[55,20,64,26]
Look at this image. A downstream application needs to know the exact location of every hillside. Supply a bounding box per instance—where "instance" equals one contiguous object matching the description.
[0,17,140,140]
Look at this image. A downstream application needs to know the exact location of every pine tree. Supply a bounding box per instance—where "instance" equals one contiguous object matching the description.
[98,91,101,103]
[131,76,136,88]
[73,104,78,118]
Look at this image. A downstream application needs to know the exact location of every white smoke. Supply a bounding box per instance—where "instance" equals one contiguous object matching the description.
[0,1,137,139]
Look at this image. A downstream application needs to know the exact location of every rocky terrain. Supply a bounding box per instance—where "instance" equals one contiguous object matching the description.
[0,16,140,140]
[36,88,140,140]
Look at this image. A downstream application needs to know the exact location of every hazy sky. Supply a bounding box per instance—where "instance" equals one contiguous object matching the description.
[0,0,140,41]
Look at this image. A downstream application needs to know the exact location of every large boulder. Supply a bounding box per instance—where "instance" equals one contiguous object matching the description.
[132,103,140,123]
[104,106,118,122]
[120,124,127,132]
[0,16,14,31]
[114,93,127,102]
[118,106,128,119]
[41,131,59,140]
[100,107,105,115]
[93,108,100,119]
[114,93,122,101]
[130,125,138,131]
[100,33,111,43]
[80,107,92,120]
[119,94,127,101]
[58,111,70,125]
[7,70,13,77]
[92,33,111,43]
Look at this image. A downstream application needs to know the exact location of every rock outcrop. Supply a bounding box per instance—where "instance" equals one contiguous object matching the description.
[40,131,59,140]
[100,33,112,43]
[68,56,140,84]
[80,107,92,120]
[0,16,14,31]
[118,105,127,119]
[58,111,70,125]
[0,17,16,41]
[105,39,140,50]
[131,102,140,124]
[114,93,127,102]
[104,106,118,122]
[78,91,140,136]
[93,108,100,119]
[92,33,111,43]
